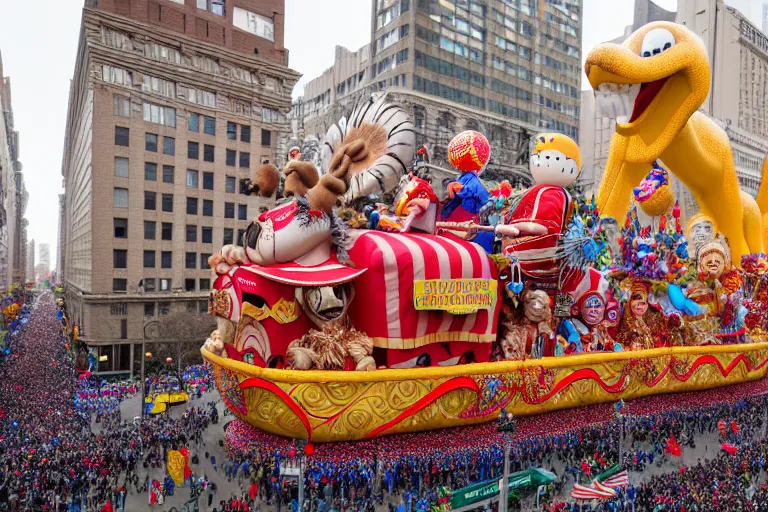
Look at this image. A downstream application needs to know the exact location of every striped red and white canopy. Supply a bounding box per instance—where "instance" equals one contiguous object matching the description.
[347,230,500,350]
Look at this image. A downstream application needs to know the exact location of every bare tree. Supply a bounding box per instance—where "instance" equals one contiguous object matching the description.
[155,310,217,374]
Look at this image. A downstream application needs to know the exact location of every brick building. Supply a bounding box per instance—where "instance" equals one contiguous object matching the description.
[59,0,299,374]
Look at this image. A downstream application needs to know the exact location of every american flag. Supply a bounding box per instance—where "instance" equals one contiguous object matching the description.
[570,481,617,500]
[347,230,500,350]
[602,470,630,489]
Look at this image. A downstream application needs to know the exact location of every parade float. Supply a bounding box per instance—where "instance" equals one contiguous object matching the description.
[201,22,768,442]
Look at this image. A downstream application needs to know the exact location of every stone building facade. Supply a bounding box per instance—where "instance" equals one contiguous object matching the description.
[59,1,299,373]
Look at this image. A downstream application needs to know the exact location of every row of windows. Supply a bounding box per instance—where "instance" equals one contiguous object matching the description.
[490,9,534,39]
[115,127,265,164]
[534,74,580,99]
[415,25,484,66]
[115,158,239,193]
[115,217,248,246]
[113,278,174,293]
[373,49,409,77]
[377,23,410,52]
[413,75,486,110]
[487,99,533,124]
[490,55,531,81]
[110,300,208,317]
[114,95,269,146]
[377,0,409,29]
[414,50,485,88]
[114,249,214,270]
[493,35,532,61]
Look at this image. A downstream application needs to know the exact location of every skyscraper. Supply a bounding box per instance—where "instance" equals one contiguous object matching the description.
[293,0,583,190]
[59,0,299,373]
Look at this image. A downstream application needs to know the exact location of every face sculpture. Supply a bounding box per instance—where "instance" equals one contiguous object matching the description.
[581,294,607,326]
[690,220,714,245]
[630,291,649,318]
[699,249,726,279]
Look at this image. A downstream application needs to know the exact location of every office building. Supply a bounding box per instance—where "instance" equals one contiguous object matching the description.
[59,0,299,373]
[290,0,583,188]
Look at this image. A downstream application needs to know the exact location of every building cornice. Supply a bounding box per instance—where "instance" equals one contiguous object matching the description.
[82,8,301,111]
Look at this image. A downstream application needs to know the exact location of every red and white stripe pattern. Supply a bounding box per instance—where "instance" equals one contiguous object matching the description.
[602,471,629,489]
[347,230,499,349]
[570,481,617,500]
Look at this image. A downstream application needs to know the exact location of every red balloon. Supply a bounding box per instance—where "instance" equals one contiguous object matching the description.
[288,449,296,458]
[447,131,491,172]
[304,442,315,457]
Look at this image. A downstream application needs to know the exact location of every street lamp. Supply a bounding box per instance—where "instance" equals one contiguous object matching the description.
[294,438,308,512]
[141,318,160,420]
[614,400,625,468]
[497,408,517,512]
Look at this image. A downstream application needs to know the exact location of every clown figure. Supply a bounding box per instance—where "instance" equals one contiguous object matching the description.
[501,134,581,280]
[558,268,620,354]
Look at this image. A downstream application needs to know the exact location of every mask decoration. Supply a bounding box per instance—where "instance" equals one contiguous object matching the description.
[687,213,717,249]
[696,235,730,280]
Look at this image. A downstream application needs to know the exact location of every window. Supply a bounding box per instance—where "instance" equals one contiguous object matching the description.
[187,169,199,188]
[113,95,130,117]
[237,229,246,246]
[115,126,129,146]
[203,117,216,135]
[143,278,156,292]
[144,162,157,181]
[237,204,247,220]
[239,152,250,168]
[144,250,156,268]
[114,188,129,208]
[142,102,176,127]
[144,220,156,240]
[226,149,236,166]
[160,279,172,292]
[200,278,210,290]
[188,113,199,132]
[114,249,127,269]
[261,129,271,146]
[144,191,156,210]
[188,141,199,159]
[223,228,234,245]
[203,144,215,162]
[225,176,236,193]
[162,194,174,212]
[241,125,251,143]
[185,252,197,269]
[184,87,217,107]
[115,157,129,178]
[185,278,196,292]
[186,224,198,242]
[113,279,127,292]
[201,226,212,244]
[203,200,213,216]
[159,302,171,315]
[187,197,199,215]
[227,122,237,140]
[103,65,132,86]
[200,253,211,269]
[161,251,172,268]
[144,303,155,317]
[161,222,173,240]
[162,165,175,184]
[114,218,128,238]
[145,133,158,152]
[120,319,128,339]
[233,7,274,40]
[163,136,175,155]
[203,172,214,190]
[198,0,225,16]
[224,202,235,219]
[141,74,176,98]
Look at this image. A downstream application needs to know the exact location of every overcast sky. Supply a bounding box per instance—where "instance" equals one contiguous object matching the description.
[0,0,677,270]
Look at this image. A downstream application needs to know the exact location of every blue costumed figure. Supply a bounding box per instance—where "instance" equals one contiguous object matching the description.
[441,131,492,251]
